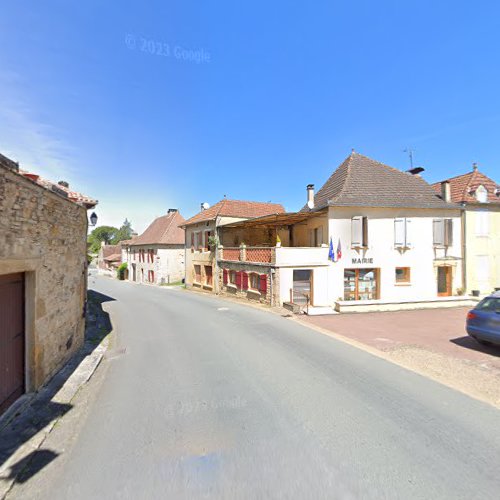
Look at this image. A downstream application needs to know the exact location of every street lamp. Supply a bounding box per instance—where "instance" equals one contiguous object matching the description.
[89,212,98,226]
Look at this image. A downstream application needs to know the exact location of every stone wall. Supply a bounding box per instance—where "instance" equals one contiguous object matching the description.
[0,165,88,391]
[217,261,274,305]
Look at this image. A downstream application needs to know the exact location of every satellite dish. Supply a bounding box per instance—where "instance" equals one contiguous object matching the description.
[202,202,210,210]
[307,200,314,209]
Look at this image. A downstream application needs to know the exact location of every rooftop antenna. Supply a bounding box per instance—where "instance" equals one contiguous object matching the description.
[404,148,414,170]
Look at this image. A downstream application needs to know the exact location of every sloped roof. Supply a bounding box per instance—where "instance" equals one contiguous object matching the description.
[303,152,457,210]
[431,168,500,204]
[183,199,285,226]
[101,245,121,258]
[104,253,121,262]
[0,152,98,209]
[130,211,185,246]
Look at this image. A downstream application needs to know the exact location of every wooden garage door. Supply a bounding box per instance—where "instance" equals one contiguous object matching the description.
[0,273,25,415]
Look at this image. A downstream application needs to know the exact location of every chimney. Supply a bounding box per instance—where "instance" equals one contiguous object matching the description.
[58,180,69,188]
[306,184,315,209]
[167,208,178,213]
[472,162,478,172]
[441,181,451,203]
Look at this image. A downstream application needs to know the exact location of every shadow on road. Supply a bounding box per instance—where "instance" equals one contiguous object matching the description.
[450,336,500,357]
[0,289,115,485]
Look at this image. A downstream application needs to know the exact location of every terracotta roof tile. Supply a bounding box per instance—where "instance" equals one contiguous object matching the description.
[183,199,285,226]
[130,211,185,246]
[431,169,500,204]
[303,152,457,211]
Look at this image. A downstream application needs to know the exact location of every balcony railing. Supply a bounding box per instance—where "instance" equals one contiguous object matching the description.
[219,245,329,266]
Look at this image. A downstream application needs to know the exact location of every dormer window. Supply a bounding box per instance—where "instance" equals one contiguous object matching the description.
[476,185,488,203]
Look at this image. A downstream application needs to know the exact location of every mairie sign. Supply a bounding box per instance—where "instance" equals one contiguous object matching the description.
[351,257,374,264]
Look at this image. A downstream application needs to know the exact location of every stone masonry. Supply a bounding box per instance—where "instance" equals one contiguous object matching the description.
[0,160,93,392]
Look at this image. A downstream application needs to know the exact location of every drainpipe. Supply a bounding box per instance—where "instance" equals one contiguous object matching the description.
[270,268,274,307]
[214,216,220,294]
[183,228,187,285]
[461,203,467,293]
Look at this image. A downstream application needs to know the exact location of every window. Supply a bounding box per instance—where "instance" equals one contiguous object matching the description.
[475,212,490,236]
[395,267,411,283]
[204,231,212,250]
[229,270,236,285]
[204,265,213,286]
[309,226,323,247]
[148,270,155,283]
[249,273,260,290]
[194,265,201,284]
[394,218,412,248]
[351,216,368,248]
[476,185,488,203]
[193,232,199,251]
[433,218,453,247]
[476,297,500,312]
[344,269,379,300]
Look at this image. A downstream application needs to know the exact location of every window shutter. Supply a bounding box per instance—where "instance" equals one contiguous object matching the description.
[191,233,194,247]
[362,217,369,247]
[242,272,248,290]
[309,230,315,247]
[351,216,362,247]
[405,218,412,247]
[259,274,267,294]
[445,219,453,246]
[433,219,444,246]
[394,218,405,247]
[235,271,242,289]
[223,269,228,284]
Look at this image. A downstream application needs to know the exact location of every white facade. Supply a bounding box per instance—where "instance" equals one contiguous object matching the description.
[127,244,185,285]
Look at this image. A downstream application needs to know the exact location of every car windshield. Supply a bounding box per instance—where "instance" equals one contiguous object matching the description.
[476,297,500,312]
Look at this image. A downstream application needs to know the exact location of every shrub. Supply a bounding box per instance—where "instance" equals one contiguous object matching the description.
[117,262,128,280]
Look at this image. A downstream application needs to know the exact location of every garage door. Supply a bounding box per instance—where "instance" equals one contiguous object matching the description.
[0,273,25,415]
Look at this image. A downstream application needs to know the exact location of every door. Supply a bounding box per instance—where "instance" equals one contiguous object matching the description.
[0,273,25,415]
[293,270,312,305]
[437,266,452,297]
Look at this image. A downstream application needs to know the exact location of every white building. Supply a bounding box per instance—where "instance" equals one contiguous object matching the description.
[124,209,186,285]
[218,153,472,312]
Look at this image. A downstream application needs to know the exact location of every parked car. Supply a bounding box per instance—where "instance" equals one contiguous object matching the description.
[466,291,500,346]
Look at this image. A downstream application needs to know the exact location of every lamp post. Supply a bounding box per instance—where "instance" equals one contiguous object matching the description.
[89,212,98,227]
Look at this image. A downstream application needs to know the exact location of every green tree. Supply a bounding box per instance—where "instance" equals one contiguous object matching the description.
[111,219,134,244]
[87,226,119,254]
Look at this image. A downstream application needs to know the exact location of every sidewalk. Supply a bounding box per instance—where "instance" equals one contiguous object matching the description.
[300,307,500,408]
[0,290,113,499]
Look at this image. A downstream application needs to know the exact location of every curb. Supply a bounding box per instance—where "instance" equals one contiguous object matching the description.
[0,338,108,499]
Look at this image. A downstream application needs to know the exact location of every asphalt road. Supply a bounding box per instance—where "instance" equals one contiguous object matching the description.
[13,275,500,499]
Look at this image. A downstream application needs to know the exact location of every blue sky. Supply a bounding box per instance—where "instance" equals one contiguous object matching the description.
[1,1,499,232]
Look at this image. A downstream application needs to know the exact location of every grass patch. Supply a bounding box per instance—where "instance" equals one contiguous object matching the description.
[160,281,184,287]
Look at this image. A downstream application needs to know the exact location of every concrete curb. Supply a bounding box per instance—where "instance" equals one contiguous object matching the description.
[0,339,108,499]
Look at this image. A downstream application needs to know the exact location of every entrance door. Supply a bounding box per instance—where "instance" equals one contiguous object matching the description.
[0,273,25,415]
[293,270,312,305]
[437,266,452,296]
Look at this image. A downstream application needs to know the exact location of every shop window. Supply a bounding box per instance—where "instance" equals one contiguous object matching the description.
[194,265,201,284]
[395,267,411,283]
[344,268,379,300]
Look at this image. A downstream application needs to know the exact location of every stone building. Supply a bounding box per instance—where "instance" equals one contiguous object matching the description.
[0,153,97,415]
[124,209,186,285]
[432,164,500,295]
[182,199,285,297]
[97,243,122,276]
